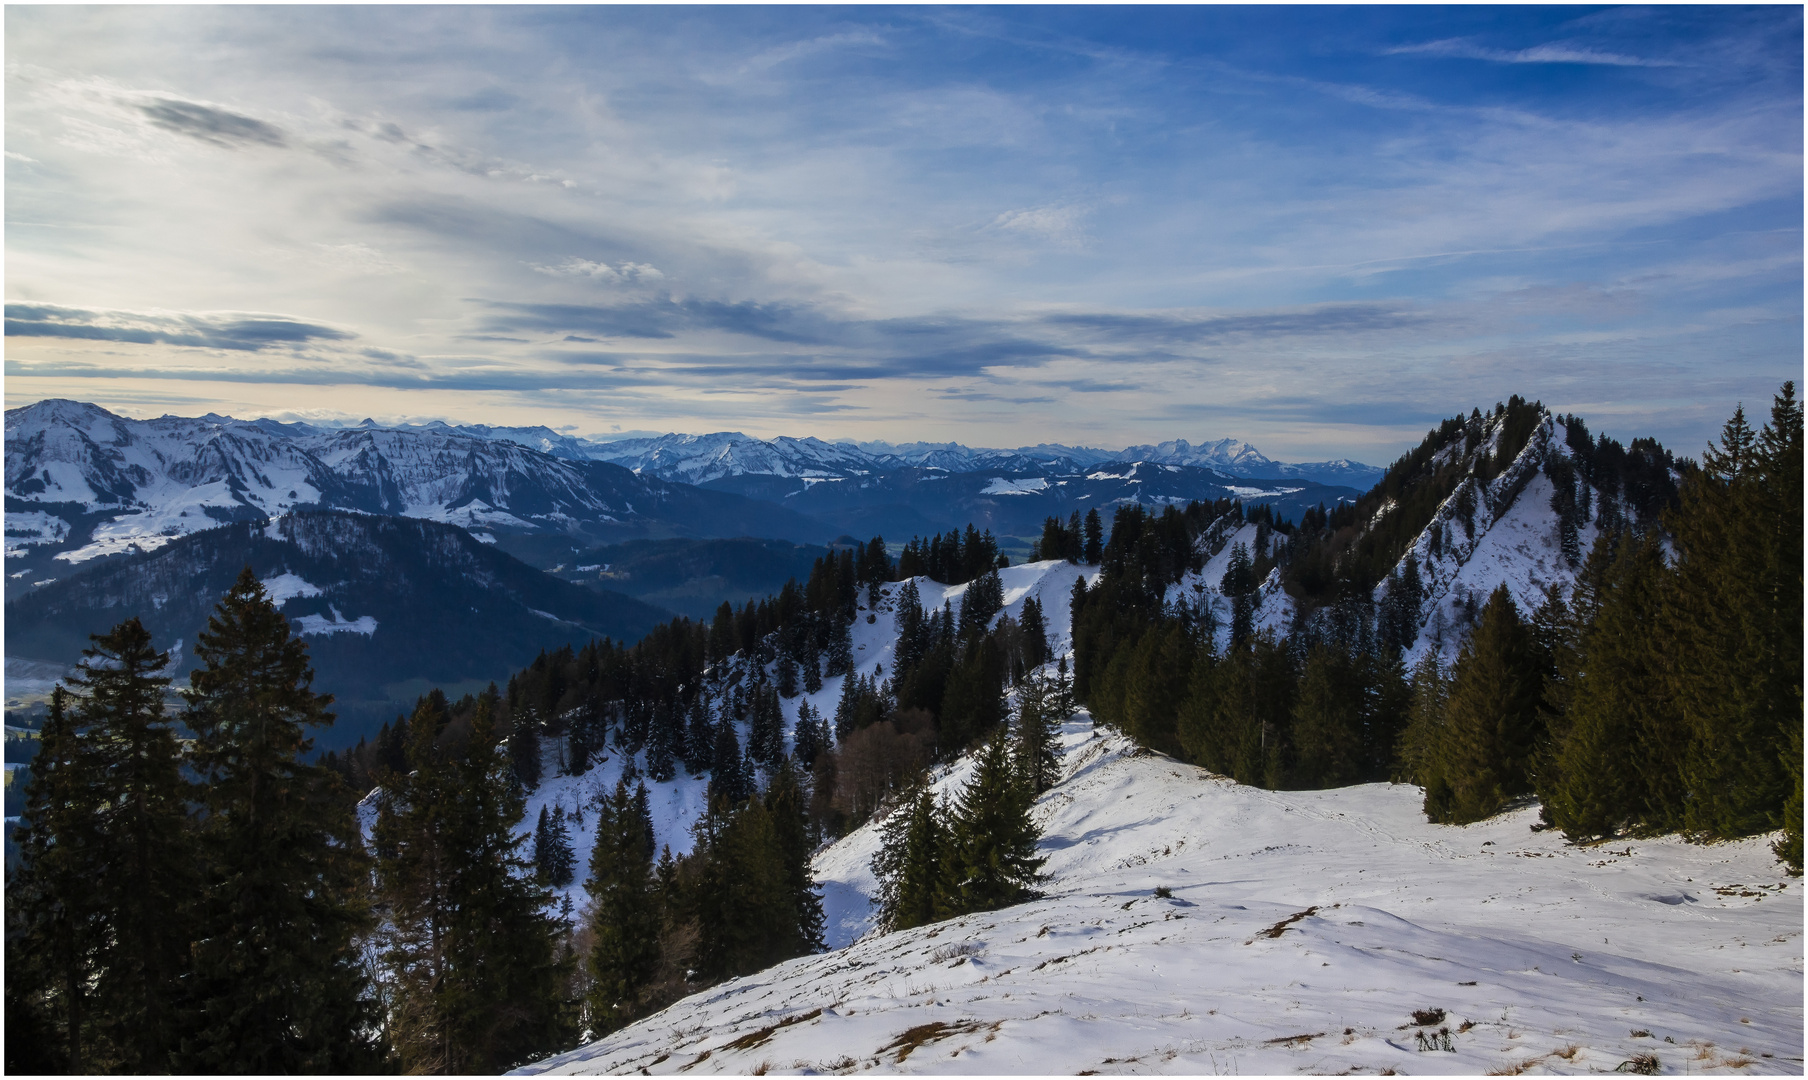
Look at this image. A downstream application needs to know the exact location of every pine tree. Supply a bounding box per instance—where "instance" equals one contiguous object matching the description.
[1395,652,1452,814]
[60,618,197,1073]
[684,694,715,773]
[777,653,799,698]
[1083,508,1104,564]
[948,733,1046,912]
[826,615,854,676]
[177,567,382,1073]
[586,777,661,1033]
[802,650,823,694]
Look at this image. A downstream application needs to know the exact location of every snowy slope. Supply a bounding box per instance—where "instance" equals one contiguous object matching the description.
[521,721,1801,1076]
[512,558,1100,920]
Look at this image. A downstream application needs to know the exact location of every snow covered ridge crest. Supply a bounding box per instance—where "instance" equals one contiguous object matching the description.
[518,724,1801,1076]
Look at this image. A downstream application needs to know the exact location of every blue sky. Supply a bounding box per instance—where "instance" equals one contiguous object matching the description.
[5,6,1800,462]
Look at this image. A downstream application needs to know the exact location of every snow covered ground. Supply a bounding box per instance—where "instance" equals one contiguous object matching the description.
[520,720,1801,1076]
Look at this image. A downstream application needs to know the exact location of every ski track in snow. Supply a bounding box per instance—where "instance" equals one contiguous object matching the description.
[509,566,1801,1077]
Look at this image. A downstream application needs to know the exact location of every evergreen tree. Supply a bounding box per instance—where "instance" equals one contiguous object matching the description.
[1018,595,1049,670]
[683,694,715,773]
[1011,671,1065,795]
[826,616,854,676]
[378,697,574,1072]
[750,684,785,767]
[764,761,826,958]
[777,654,799,698]
[1083,508,1104,564]
[690,772,823,981]
[510,708,543,791]
[948,733,1046,912]
[940,636,1007,750]
[1540,535,1682,839]
[793,701,825,768]
[177,568,382,1073]
[59,619,197,1073]
[872,780,952,932]
[1668,387,1803,848]
[1430,585,1545,824]
[709,719,752,806]
[8,686,103,1074]
[802,650,823,695]
[1224,542,1257,646]
[534,805,577,888]
[1289,645,1364,789]
[585,777,661,1033]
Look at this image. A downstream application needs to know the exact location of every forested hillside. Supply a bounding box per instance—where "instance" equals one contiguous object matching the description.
[1072,387,1801,865]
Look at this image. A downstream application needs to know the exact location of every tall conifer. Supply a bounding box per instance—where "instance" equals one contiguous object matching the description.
[178,568,382,1072]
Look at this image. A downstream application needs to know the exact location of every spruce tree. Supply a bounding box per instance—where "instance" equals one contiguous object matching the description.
[378,696,574,1072]
[1083,508,1104,564]
[8,687,103,1074]
[793,701,824,768]
[1431,586,1544,824]
[177,567,383,1073]
[1224,542,1256,647]
[62,618,197,1073]
[709,719,752,806]
[750,684,785,767]
[535,805,577,888]
[948,733,1046,912]
[1541,535,1682,839]
[1290,645,1364,789]
[763,760,826,958]
[1011,671,1064,795]
[510,708,543,790]
[586,777,661,1033]
[872,780,951,932]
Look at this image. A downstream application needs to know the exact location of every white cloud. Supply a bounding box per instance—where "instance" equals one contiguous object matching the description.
[528,258,666,283]
[987,204,1089,250]
[1387,38,1681,68]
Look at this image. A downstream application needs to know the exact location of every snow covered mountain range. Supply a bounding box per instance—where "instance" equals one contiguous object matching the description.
[2,399,828,590]
[583,431,1381,488]
[3,401,1365,594]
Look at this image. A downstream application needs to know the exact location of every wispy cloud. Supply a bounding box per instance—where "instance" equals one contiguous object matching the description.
[135,97,287,148]
[5,303,352,351]
[1386,38,1681,68]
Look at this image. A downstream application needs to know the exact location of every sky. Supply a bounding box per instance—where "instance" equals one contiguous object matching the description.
[5,5,1801,464]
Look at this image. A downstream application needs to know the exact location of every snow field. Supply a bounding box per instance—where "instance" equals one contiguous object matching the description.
[521,722,1800,1076]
